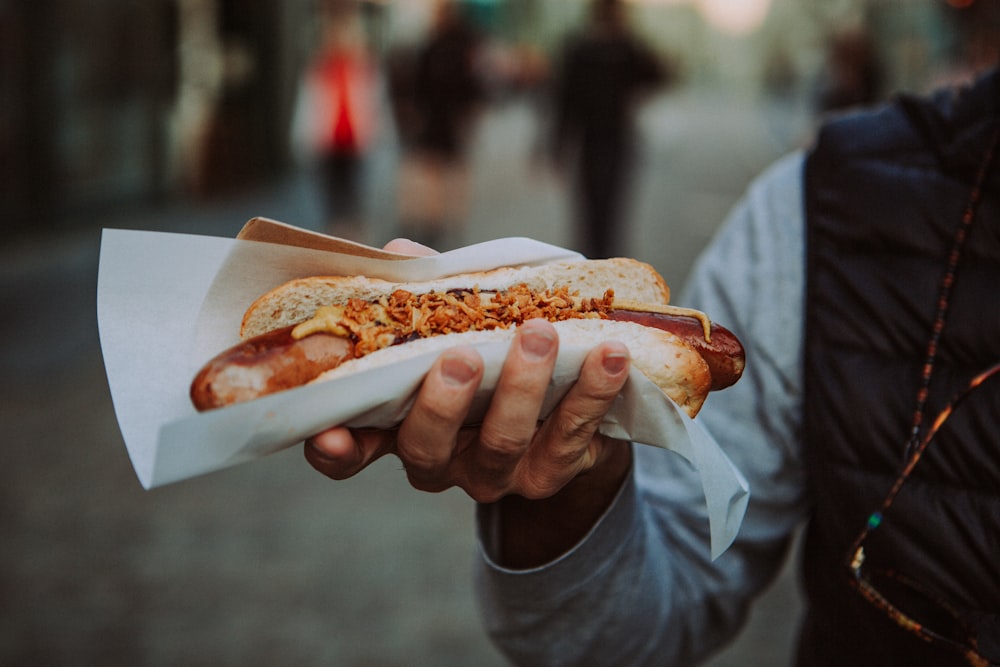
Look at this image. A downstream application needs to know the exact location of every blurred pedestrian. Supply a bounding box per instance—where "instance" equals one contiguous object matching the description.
[396,0,486,250]
[816,25,884,115]
[292,4,379,239]
[549,0,667,259]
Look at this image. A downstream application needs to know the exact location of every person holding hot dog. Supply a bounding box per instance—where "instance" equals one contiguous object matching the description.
[305,66,1000,666]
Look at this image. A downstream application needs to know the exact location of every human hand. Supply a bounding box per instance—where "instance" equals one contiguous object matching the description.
[304,238,633,506]
[305,314,631,492]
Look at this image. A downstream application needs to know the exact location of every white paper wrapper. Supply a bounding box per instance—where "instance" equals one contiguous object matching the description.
[97,219,748,558]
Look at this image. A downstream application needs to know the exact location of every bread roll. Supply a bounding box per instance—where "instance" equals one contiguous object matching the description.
[240,258,670,339]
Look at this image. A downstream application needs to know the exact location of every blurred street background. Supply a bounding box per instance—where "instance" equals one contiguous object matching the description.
[2,1,997,665]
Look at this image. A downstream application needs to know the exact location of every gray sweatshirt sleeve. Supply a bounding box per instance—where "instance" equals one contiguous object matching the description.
[473,152,810,666]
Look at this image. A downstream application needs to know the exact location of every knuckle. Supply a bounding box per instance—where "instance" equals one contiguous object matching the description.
[399,446,447,476]
[404,468,451,494]
[504,372,550,398]
[479,425,530,461]
[468,487,507,505]
[419,398,466,426]
[579,370,623,402]
[448,466,511,504]
[323,468,358,482]
[553,404,601,443]
[409,478,451,494]
[465,459,515,499]
[400,452,445,479]
[516,465,571,500]
[588,383,623,404]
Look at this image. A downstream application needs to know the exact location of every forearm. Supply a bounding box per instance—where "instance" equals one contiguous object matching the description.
[477,444,791,667]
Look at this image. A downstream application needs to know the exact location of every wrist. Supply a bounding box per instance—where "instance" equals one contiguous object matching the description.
[497,439,633,569]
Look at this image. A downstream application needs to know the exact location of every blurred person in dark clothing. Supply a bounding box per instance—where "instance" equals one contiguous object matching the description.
[816,25,884,115]
[397,0,485,250]
[549,0,667,259]
[293,5,379,239]
[386,43,422,152]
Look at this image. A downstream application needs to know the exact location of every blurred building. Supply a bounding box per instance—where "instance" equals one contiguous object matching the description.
[2,0,326,234]
[2,0,993,238]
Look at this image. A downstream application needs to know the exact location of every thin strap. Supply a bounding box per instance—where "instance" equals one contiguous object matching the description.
[904,123,1000,460]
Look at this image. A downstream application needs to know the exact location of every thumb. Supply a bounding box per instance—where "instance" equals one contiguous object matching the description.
[304,427,395,480]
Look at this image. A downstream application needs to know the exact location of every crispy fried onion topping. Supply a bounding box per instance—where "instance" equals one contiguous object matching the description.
[291,284,615,357]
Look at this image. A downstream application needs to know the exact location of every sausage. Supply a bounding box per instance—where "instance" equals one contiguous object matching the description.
[607,310,745,391]
[190,326,354,410]
[190,309,744,411]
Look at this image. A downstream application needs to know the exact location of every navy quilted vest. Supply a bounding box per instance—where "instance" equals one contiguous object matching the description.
[798,69,1000,665]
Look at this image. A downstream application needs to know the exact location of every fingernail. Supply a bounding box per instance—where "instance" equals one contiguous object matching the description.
[442,354,478,386]
[520,328,556,359]
[603,350,628,375]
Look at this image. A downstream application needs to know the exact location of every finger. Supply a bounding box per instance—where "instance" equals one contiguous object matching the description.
[520,341,631,497]
[473,319,559,484]
[383,238,438,256]
[396,347,484,490]
[304,427,394,480]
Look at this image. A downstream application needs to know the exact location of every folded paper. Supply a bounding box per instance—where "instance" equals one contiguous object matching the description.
[97,219,748,558]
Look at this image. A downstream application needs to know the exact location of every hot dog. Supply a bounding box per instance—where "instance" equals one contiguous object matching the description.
[190,258,745,417]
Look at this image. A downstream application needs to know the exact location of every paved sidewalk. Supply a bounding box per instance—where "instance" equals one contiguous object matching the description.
[1,84,809,666]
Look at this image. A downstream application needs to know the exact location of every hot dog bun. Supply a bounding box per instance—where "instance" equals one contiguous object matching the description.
[240,258,670,339]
